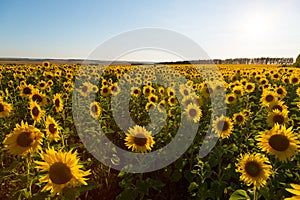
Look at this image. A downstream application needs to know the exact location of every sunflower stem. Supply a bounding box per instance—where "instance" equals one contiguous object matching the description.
[253,187,257,200]
[26,154,32,198]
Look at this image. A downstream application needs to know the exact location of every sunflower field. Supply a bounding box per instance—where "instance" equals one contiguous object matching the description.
[1,62,300,200]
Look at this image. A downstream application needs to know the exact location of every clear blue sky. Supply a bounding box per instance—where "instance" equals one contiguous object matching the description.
[1,0,299,61]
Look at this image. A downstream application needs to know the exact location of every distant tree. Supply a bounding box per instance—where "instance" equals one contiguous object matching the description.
[294,54,300,68]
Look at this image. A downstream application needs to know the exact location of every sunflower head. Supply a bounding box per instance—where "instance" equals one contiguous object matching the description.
[125,125,155,153]
[226,93,236,104]
[2,121,43,156]
[213,115,233,139]
[256,124,300,162]
[0,101,12,118]
[267,109,289,127]
[53,93,63,113]
[184,103,202,123]
[233,112,247,126]
[261,90,277,106]
[30,101,45,123]
[89,102,101,118]
[45,116,61,142]
[236,153,272,189]
[35,148,91,194]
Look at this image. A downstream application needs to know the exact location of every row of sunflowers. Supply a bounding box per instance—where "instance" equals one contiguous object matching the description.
[0,62,300,199]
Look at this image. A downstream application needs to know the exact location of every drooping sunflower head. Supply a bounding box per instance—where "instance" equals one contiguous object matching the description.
[53,93,63,113]
[45,116,61,142]
[0,101,12,118]
[35,148,91,195]
[236,153,272,189]
[184,103,202,123]
[256,124,300,162]
[213,115,233,139]
[125,125,155,153]
[267,109,289,127]
[2,121,43,156]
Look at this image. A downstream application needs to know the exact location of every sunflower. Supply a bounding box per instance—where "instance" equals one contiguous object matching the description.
[225,93,237,104]
[35,148,91,195]
[233,112,247,126]
[20,84,34,97]
[167,87,176,97]
[261,90,277,106]
[148,94,158,104]
[38,80,48,90]
[290,75,299,85]
[79,82,92,97]
[30,89,47,106]
[143,85,153,96]
[131,87,141,97]
[285,184,300,200]
[100,85,111,97]
[244,82,255,93]
[232,85,244,98]
[267,109,289,127]
[45,116,61,142]
[256,124,299,162]
[2,121,43,156]
[182,95,198,107]
[236,153,272,189]
[30,101,45,123]
[168,96,177,107]
[275,86,287,98]
[53,93,63,113]
[179,84,191,97]
[157,100,166,113]
[89,102,101,118]
[42,61,50,67]
[145,102,156,112]
[110,83,120,96]
[184,103,202,123]
[213,115,233,139]
[125,125,155,153]
[0,101,12,118]
[268,100,288,113]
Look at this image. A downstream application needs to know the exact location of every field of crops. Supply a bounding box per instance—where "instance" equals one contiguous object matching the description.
[1,62,300,200]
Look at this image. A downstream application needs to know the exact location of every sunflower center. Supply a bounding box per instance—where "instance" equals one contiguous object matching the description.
[55,99,60,107]
[0,104,4,112]
[150,96,156,103]
[268,134,290,151]
[49,162,72,185]
[16,131,34,147]
[48,124,57,134]
[32,94,43,103]
[246,85,253,90]
[82,86,88,93]
[245,161,261,177]
[183,90,189,96]
[273,114,284,124]
[217,120,229,132]
[189,108,197,118]
[23,87,32,95]
[32,107,40,117]
[102,87,108,94]
[133,133,147,146]
[277,89,283,95]
[272,105,283,112]
[236,115,244,122]
[266,95,274,102]
[292,78,298,83]
[91,105,98,113]
[134,89,139,94]
[228,96,235,102]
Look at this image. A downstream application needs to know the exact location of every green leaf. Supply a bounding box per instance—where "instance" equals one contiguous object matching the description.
[229,189,250,200]
[116,189,138,200]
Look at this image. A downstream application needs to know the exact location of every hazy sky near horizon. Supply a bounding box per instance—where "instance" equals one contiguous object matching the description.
[0,0,299,61]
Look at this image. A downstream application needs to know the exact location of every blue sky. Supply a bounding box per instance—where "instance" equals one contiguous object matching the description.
[0,0,299,61]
